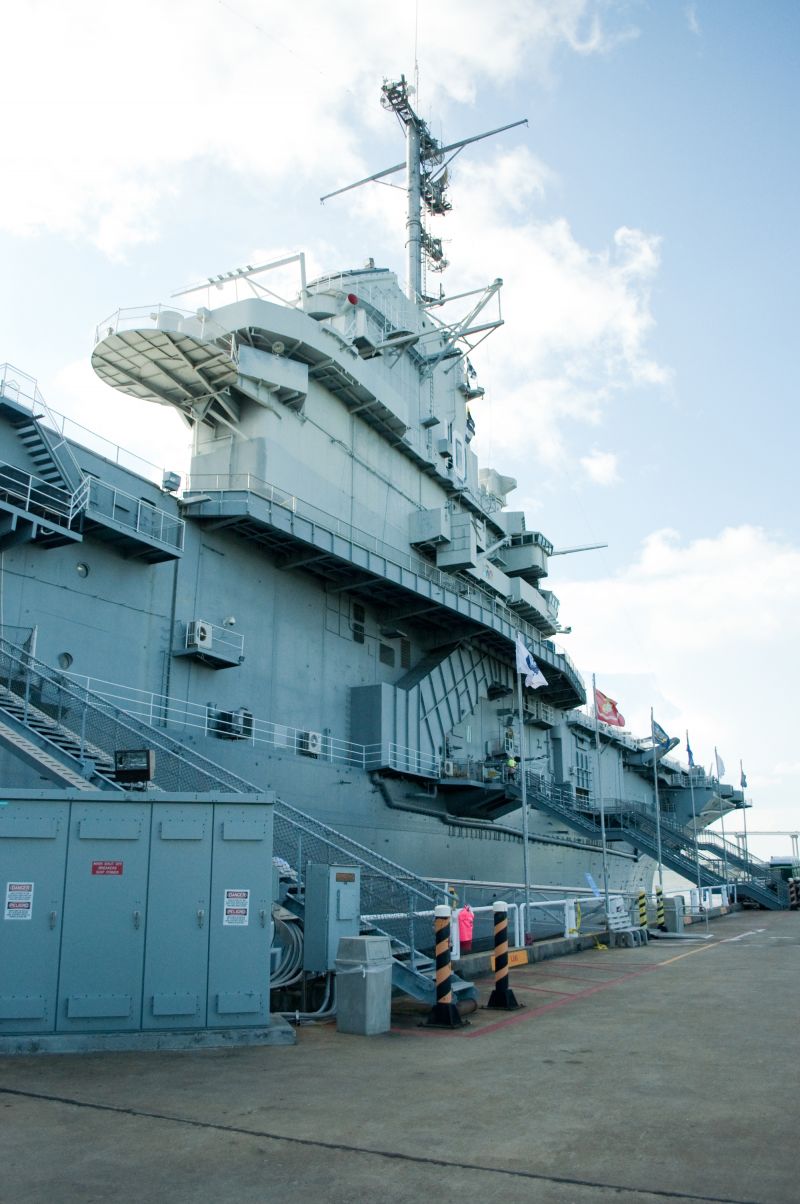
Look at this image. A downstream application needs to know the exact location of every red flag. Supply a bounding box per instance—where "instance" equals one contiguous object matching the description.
[595,689,625,727]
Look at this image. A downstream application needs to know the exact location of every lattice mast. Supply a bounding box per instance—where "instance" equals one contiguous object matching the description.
[380,76,450,300]
[321,77,527,302]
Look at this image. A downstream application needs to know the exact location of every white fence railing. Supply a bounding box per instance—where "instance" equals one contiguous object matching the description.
[65,671,440,777]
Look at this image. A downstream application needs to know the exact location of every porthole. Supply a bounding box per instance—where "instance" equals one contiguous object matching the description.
[76,563,90,578]
[58,652,73,669]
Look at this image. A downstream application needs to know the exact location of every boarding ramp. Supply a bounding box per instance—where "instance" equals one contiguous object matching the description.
[0,632,476,1006]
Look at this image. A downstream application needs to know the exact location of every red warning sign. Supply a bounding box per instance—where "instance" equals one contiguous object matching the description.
[91,861,124,876]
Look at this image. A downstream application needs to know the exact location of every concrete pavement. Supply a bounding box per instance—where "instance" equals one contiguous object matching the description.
[1,910,798,1203]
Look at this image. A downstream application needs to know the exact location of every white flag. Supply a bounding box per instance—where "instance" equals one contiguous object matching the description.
[515,635,548,690]
[715,749,726,778]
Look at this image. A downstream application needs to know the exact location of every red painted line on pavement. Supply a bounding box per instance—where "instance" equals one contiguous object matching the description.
[510,984,572,996]
[391,943,723,1038]
[526,970,631,983]
[464,963,661,1038]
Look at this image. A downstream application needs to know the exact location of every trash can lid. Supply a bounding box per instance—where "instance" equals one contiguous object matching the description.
[335,935,393,964]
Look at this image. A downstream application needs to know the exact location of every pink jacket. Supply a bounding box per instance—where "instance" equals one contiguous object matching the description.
[458,905,474,941]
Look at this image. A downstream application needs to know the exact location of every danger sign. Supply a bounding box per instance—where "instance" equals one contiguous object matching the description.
[223,888,250,926]
[5,881,34,921]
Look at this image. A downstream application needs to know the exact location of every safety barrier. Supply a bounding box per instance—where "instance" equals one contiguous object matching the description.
[424,906,463,1028]
[486,901,520,1010]
[637,890,648,928]
[655,885,667,931]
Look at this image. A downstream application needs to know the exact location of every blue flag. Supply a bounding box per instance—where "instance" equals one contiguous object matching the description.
[686,736,695,768]
[652,719,670,749]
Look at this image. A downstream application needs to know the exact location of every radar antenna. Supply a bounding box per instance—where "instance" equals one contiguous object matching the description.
[320,76,526,302]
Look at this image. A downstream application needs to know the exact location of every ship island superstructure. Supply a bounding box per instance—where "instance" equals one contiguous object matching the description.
[0,77,788,915]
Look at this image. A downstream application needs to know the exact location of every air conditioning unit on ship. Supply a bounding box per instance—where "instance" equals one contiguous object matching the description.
[188,619,213,650]
[442,759,454,777]
[301,730,323,756]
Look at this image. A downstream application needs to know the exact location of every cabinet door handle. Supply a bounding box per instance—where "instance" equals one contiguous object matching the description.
[133,910,141,930]
[197,908,205,928]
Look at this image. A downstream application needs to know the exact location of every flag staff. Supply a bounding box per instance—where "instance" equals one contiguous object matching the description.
[514,634,549,943]
[592,674,611,919]
[715,747,730,896]
[686,732,708,933]
[516,666,532,942]
[739,760,750,865]
[651,707,664,889]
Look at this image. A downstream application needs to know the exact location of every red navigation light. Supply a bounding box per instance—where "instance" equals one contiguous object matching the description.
[347,293,359,305]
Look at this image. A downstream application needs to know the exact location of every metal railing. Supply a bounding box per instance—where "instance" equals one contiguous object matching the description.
[0,364,86,490]
[0,632,450,955]
[63,671,440,778]
[181,620,244,662]
[0,461,88,528]
[86,477,185,551]
[184,471,581,682]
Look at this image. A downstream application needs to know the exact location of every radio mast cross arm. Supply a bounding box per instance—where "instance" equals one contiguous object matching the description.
[319,119,528,205]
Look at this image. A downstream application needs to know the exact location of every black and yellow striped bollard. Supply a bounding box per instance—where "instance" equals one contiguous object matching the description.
[486,901,521,1010]
[424,905,464,1028]
[655,885,667,931]
[789,878,799,911]
[637,890,648,929]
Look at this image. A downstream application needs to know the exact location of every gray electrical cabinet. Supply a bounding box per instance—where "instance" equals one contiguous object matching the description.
[0,790,292,1052]
[302,863,361,973]
[0,801,69,1034]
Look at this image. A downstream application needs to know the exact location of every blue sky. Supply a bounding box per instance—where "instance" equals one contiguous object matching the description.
[1,1,798,857]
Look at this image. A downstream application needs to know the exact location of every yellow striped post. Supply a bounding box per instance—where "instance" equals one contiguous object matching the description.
[655,885,667,931]
[424,905,463,1028]
[789,878,799,911]
[486,901,521,1010]
[637,890,648,928]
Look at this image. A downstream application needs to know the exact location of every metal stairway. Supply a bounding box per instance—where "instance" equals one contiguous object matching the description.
[514,770,788,909]
[0,372,90,549]
[0,681,121,789]
[0,633,476,1005]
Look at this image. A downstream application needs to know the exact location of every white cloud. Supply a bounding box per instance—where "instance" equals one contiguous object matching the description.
[455,151,666,465]
[51,360,190,484]
[0,0,630,257]
[580,449,620,484]
[2,1,662,471]
[685,5,702,37]
[556,525,800,831]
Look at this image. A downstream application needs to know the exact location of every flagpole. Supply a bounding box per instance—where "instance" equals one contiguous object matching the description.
[651,707,664,889]
[740,759,749,864]
[686,730,708,933]
[517,669,532,942]
[715,746,730,896]
[592,675,611,919]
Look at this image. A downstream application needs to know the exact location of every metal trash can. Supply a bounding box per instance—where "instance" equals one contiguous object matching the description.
[663,896,685,933]
[335,935,392,1036]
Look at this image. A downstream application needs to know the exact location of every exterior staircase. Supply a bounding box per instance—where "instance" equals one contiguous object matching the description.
[515,770,788,909]
[0,632,476,1005]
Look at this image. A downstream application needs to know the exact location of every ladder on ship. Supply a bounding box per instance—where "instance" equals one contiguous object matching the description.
[0,633,476,1007]
[512,770,789,910]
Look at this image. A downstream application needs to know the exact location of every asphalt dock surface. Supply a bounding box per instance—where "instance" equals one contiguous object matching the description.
[1,910,797,1203]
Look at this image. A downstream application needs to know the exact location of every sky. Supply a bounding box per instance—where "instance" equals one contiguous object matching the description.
[2,0,798,859]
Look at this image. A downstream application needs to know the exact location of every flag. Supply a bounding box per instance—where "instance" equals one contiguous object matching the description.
[515,634,548,690]
[740,767,747,789]
[686,734,695,768]
[652,719,670,749]
[715,750,725,778]
[595,689,625,727]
